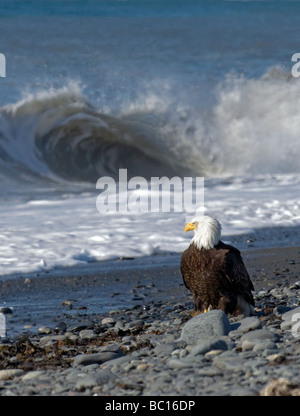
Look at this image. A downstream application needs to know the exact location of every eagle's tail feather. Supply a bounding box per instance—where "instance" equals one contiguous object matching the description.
[237,294,256,317]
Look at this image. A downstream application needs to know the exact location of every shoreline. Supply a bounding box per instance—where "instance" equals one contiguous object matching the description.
[0,243,300,395]
[0,244,300,339]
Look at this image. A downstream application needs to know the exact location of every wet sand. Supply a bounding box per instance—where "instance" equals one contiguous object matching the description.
[0,244,299,338]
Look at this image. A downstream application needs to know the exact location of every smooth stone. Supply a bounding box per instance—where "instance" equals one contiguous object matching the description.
[253,341,277,352]
[67,322,90,332]
[53,321,67,333]
[0,369,24,380]
[204,349,224,359]
[136,363,148,371]
[280,320,292,331]
[214,356,246,372]
[38,326,52,335]
[167,358,194,369]
[180,310,231,345]
[197,366,223,377]
[39,334,66,347]
[240,329,280,343]
[189,337,233,356]
[101,317,116,325]
[75,374,100,391]
[21,371,44,382]
[75,371,114,391]
[73,351,123,367]
[273,305,292,316]
[101,354,136,368]
[280,307,300,332]
[266,353,286,363]
[99,344,123,353]
[234,316,262,332]
[241,340,256,351]
[282,306,300,322]
[79,329,96,339]
[123,320,144,331]
[229,387,257,396]
[154,342,178,356]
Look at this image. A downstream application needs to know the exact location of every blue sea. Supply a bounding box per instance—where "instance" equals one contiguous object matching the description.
[1,0,300,278]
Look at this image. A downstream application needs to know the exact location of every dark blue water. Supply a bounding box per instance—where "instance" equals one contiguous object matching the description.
[0,0,300,187]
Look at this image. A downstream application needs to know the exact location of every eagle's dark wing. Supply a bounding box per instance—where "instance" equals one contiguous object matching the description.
[223,246,254,306]
[180,241,255,314]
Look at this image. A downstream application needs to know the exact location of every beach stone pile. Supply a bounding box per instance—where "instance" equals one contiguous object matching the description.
[1,282,300,395]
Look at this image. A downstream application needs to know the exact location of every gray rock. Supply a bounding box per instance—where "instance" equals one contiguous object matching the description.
[0,369,24,380]
[101,317,116,325]
[280,307,300,331]
[73,350,123,367]
[234,316,262,333]
[180,310,231,344]
[241,340,256,351]
[240,329,281,344]
[38,326,52,335]
[124,319,144,331]
[154,342,178,356]
[101,354,134,368]
[229,387,257,396]
[75,374,101,391]
[167,358,194,369]
[39,334,66,347]
[280,321,292,331]
[273,305,292,316]
[21,371,44,382]
[282,306,300,322]
[53,321,67,334]
[79,329,96,340]
[99,344,123,353]
[253,340,278,352]
[213,353,245,372]
[67,322,91,332]
[189,337,233,356]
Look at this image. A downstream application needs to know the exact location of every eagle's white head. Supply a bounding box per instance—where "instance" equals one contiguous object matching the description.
[185,215,222,250]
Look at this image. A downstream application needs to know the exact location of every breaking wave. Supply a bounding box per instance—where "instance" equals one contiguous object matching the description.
[0,67,300,187]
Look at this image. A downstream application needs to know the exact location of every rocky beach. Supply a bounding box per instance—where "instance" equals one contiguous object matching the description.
[0,243,300,396]
[1,0,300,401]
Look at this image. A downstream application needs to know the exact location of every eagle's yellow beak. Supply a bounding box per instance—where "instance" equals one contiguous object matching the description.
[184,222,196,233]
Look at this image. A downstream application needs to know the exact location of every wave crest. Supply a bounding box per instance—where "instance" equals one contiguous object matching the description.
[0,68,300,186]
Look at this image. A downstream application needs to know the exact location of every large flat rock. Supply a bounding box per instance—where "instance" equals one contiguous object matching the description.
[180,310,231,345]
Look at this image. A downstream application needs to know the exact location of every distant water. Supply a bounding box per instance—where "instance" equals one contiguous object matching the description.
[1,1,300,278]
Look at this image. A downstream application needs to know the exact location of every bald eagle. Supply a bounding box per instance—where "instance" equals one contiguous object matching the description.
[181,215,255,316]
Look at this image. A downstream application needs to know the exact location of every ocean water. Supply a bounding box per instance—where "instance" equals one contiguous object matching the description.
[1,0,300,278]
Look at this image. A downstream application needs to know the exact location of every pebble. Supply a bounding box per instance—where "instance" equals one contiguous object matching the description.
[2,282,300,396]
[0,369,24,380]
[240,329,281,343]
[73,351,124,367]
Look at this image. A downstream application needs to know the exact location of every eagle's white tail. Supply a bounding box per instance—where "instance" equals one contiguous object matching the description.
[237,295,255,317]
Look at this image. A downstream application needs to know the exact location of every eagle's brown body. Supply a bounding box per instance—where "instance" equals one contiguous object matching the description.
[180,240,254,315]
